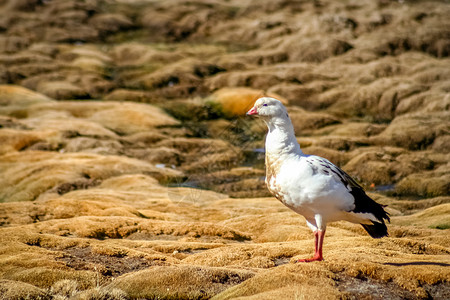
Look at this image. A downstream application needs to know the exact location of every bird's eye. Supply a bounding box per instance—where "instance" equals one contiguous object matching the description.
[262,104,268,107]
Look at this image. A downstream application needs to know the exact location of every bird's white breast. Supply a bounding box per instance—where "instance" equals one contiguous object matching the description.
[267,156,355,221]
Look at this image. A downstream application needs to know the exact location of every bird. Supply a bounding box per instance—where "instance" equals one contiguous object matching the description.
[246,97,390,262]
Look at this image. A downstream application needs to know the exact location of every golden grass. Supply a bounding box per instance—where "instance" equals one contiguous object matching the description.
[210,87,288,117]
[0,279,49,300]
[0,128,58,155]
[0,151,182,202]
[0,85,52,106]
[0,0,449,298]
[394,204,450,229]
[0,171,448,299]
[0,84,447,298]
[108,265,255,299]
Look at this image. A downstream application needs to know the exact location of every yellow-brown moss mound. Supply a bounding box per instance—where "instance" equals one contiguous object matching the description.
[0,0,449,298]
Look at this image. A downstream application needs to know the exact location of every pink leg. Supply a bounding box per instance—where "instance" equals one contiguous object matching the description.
[313,231,319,253]
[296,229,325,262]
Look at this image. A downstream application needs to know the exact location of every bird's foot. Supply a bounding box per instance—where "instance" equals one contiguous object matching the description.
[295,255,323,263]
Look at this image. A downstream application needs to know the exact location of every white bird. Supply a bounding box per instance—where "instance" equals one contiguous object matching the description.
[247,97,389,262]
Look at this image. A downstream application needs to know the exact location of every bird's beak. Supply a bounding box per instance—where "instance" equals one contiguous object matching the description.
[246,106,258,116]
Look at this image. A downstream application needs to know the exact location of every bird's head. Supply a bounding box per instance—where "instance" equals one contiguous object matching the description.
[246,97,288,119]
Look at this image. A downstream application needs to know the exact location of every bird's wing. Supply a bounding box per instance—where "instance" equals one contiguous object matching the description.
[304,155,362,191]
[304,155,390,223]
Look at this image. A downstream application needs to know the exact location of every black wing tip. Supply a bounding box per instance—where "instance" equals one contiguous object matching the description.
[350,186,391,224]
[362,222,389,239]
[376,206,391,224]
[381,204,391,221]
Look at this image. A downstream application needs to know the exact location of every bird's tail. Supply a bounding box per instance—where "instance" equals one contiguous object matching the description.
[361,222,388,238]
[349,185,390,239]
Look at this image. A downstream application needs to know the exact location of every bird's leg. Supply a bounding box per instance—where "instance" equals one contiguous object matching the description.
[315,229,325,260]
[313,230,319,253]
[296,229,325,262]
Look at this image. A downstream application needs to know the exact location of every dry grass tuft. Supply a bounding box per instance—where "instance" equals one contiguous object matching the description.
[0,84,53,106]
[209,87,288,118]
[108,265,255,299]
[0,0,449,299]
[0,151,182,202]
[396,170,450,197]
[213,263,340,299]
[0,279,50,300]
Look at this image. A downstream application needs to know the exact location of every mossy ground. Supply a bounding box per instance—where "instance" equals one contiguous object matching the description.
[0,0,449,299]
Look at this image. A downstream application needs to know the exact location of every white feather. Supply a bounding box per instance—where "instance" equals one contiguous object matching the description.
[251,97,381,232]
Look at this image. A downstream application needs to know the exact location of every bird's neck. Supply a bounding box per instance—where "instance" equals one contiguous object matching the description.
[264,116,303,160]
